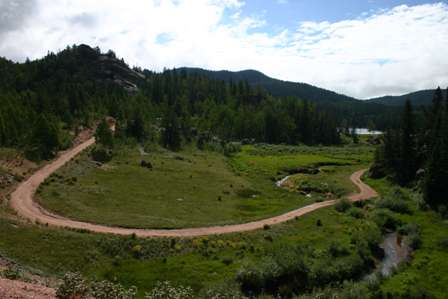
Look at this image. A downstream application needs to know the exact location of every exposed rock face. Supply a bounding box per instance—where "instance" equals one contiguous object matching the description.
[77,44,145,94]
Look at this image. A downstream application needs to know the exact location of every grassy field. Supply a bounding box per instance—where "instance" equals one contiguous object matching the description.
[2,143,447,298]
[0,143,375,297]
[365,177,448,299]
[0,193,377,297]
[36,144,373,229]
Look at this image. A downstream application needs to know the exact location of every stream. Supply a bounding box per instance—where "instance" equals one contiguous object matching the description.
[275,175,291,188]
[378,232,411,276]
[275,176,411,279]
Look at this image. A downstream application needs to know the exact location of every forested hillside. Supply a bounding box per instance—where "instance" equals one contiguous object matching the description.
[179,67,400,129]
[372,87,448,211]
[0,45,344,160]
[368,89,436,106]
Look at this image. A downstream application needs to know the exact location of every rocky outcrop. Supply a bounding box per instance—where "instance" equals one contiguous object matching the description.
[77,44,145,94]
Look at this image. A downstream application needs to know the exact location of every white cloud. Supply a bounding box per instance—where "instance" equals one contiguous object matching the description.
[0,0,447,98]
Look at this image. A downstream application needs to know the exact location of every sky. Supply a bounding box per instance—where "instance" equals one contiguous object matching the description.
[0,0,447,99]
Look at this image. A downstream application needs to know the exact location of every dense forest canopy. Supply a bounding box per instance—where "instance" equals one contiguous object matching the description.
[0,45,352,157]
[179,67,402,130]
[372,87,448,211]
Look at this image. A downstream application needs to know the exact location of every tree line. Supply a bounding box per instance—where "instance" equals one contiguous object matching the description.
[0,45,342,159]
[372,87,448,211]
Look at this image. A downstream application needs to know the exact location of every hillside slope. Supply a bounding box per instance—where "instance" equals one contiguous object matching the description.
[178,68,359,104]
[368,89,436,106]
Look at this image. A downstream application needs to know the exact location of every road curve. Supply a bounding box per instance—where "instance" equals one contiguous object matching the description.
[9,138,378,238]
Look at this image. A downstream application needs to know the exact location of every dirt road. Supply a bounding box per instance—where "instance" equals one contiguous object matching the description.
[9,138,377,238]
[0,278,56,299]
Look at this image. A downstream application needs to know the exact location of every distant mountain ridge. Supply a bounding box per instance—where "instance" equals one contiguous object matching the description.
[178,68,359,105]
[178,67,441,107]
[367,89,436,106]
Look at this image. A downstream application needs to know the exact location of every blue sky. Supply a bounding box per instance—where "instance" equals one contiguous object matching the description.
[0,0,447,98]
[240,0,443,24]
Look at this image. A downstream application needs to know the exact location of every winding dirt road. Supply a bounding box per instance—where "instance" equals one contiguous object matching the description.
[9,138,377,238]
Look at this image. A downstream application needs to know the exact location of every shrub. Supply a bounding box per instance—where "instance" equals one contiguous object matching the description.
[91,146,113,163]
[328,241,350,257]
[145,281,194,299]
[140,160,153,170]
[438,238,448,250]
[236,265,264,295]
[348,207,364,219]
[335,198,352,213]
[56,272,89,299]
[223,142,242,157]
[201,282,246,299]
[399,223,422,249]
[222,257,233,266]
[131,244,142,258]
[371,209,402,232]
[376,197,411,214]
[89,280,137,299]
[1,266,21,280]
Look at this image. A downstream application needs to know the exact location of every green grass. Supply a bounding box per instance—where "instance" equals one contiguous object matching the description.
[0,199,371,297]
[36,144,372,229]
[364,177,448,299]
[0,143,379,297]
[2,142,447,298]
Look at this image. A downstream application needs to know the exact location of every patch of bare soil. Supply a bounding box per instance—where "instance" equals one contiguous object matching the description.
[0,278,56,299]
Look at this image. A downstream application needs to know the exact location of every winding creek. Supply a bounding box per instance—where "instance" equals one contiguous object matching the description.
[379,232,411,276]
[276,175,412,279]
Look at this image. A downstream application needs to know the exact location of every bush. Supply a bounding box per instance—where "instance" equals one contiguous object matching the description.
[237,248,309,297]
[145,281,194,299]
[376,197,412,214]
[348,207,364,219]
[57,272,136,299]
[91,146,113,163]
[399,223,422,249]
[200,282,246,299]
[223,142,242,157]
[328,241,350,257]
[335,198,352,213]
[371,209,402,232]
[1,266,22,280]
[236,265,264,295]
[90,280,137,299]
[438,238,448,250]
[56,272,89,299]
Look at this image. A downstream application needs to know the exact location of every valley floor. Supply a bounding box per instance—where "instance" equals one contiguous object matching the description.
[0,141,447,298]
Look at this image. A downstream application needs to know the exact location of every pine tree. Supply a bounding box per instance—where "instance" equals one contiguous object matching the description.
[127,113,146,142]
[95,120,114,148]
[423,89,448,210]
[161,110,181,151]
[28,115,60,160]
[398,100,416,184]
[300,100,312,144]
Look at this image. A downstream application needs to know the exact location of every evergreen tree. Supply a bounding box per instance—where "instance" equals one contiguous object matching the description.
[398,100,417,185]
[95,120,114,148]
[127,113,146,142]
[300,100,312,144]
[161,110,181,151]
[27,115,60,160]
[423,137,448,209]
